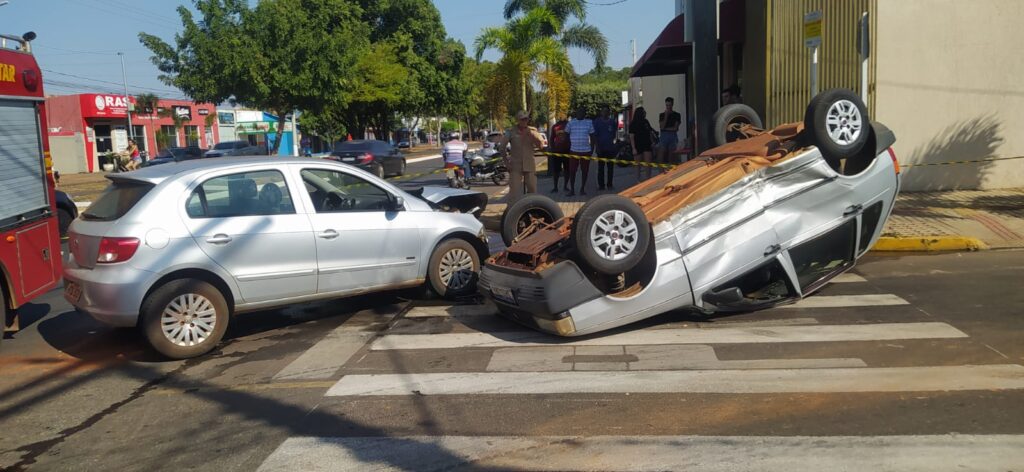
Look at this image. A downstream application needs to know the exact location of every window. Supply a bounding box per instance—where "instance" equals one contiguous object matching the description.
[184,125,200,147]
[218,112,235,125]
[159,125,179,148]
[858,202,884,254]
[788,218,858,289]
[131,125,147,153]
[186,170,295,218]
[82,181,154,222]
[301,168,392,213]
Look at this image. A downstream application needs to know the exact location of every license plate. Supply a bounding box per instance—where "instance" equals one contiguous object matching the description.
[341,157,355,162]
[64,280,82,303]
[445,169,456,179]
[491,286,517,306]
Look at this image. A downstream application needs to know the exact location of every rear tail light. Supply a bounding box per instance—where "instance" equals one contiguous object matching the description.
[359,152,374,164]
[887,147,900,174]
[97,237,140,263]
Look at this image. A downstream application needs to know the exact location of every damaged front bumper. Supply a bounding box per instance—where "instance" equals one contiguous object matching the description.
[479,260,603,336]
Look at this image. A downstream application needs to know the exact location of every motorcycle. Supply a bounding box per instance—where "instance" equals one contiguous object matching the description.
[465,151,509,186]
[445,162,469,189]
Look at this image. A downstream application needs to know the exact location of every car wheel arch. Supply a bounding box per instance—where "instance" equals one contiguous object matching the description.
[429,230,489,270]
[140,268,236,325]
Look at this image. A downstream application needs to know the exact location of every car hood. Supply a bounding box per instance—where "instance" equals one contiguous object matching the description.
[408,187,487,218]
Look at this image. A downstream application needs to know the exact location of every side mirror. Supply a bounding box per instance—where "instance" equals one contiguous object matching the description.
[388,195,405,211]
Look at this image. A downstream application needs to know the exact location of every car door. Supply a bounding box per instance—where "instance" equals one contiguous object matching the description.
[678,177,783,306]
[182,168,317,303]
[298,166,422,294]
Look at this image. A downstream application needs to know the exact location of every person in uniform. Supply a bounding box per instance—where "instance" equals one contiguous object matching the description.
[499,110,545,203]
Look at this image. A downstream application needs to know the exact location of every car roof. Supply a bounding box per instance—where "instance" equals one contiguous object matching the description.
[108,156,318,185]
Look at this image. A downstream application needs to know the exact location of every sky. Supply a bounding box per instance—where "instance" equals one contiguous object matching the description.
[0,0,674,100]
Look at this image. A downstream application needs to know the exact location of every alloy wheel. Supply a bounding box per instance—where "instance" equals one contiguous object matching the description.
[438,248,475,290]
[825,99,863,146]
[589,209,639,261]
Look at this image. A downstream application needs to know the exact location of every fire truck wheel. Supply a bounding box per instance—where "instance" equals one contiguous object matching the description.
[141,279,229,360]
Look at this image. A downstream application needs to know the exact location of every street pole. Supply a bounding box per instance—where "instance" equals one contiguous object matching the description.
[291,109,298,156]
[859,12,870,104]
[691,0,719,154]
[810,45,819,97]
[117,52,134,143]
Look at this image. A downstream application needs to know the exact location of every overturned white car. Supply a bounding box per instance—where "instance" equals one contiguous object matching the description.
[481,89,900,336]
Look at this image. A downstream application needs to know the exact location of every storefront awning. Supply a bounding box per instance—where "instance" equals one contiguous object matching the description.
[629,2,745,78]
[630,14,691,78]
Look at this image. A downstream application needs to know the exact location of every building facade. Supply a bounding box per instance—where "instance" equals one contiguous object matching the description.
[45,93,219,173]
[632,0,1024,191]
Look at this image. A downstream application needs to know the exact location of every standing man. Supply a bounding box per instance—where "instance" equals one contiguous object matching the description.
[565,106,595,196]
[657,97,682,167]
[442,132,469,180]
[593,104,618,190]
[499,110,545,202]
[548,115,571,193]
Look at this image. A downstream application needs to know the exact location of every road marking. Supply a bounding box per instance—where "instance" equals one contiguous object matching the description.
[486,345,865,372]
[273,331,375,381]
[370,322,967,351]
[404,304,497,318]
[258,434,1024,471]
[782,294,909,308]
[406,154,441,164]
[830,273,866,283]
[326,364,1024,396]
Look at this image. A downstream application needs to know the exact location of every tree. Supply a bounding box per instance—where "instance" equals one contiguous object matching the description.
[133,93,160,151]
[571,66,630,116]
[334,41,411,140]
[139,0,369,154]
[502,0,608,70]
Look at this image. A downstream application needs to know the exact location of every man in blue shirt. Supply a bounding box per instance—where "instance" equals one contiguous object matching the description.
[565,106,595,196]
[593,104,617,190]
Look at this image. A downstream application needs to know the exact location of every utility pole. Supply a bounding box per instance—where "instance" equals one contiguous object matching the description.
[117,52,134,143]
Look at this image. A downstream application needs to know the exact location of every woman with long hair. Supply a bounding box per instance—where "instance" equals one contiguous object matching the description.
[629,107,656,181]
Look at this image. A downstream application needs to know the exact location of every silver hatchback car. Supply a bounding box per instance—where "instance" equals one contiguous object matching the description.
[64,157,488,359]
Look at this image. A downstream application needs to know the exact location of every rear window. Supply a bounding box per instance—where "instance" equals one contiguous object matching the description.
[81,181,154,221]
[335,142,373,152]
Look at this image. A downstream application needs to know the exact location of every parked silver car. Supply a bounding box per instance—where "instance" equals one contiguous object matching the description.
[482,90,900,336]
[64,157,488,359]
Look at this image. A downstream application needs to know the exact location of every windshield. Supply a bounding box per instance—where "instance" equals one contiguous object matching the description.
[214,142,238,150]
[81,181,154,221]
[156,148,185,158]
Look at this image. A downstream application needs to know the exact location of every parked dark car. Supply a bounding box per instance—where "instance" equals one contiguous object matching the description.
[397,140,411,149]
[143,146,208,167]
[204,140,264,157]
[326,140,406,178]
[55,190,78,237]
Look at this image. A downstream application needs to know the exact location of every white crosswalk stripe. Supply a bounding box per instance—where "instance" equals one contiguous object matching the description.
[259,274,1024,470]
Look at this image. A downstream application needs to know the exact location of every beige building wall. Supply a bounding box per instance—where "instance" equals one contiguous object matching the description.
[49,134,89,174]
[875,0,1024,191]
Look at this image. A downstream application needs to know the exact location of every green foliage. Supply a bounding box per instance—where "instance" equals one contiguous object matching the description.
[140,0,369,153]
[570,66,630,116]
[154,129,172,150]
[133,93,159,115]
[577,66,630,87]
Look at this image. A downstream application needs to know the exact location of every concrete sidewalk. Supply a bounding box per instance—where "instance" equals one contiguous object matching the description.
[483,162,1024,252]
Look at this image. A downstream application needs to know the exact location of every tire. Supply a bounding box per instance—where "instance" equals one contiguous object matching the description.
[500,194,564,247]
[711,104,763,147]
[140,279,229,359]
[397,159,406,176]
[491,168,509,186]
[57,208,73,238]
[571,194,651,276]
[804,89,871,169]
[427,238,480,299]
[374,163,385,179]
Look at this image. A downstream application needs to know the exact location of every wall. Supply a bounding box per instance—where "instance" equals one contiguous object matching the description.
[875,0,1024,191]
[631,73,688,143]
[741,0,768,122]
[764,0,876,126]
[49,133,88,174]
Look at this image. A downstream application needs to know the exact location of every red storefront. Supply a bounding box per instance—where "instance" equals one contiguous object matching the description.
[45,93,219,173]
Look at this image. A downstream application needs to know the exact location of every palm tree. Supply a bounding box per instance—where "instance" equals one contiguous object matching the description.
[475,8,574,114]
[502,0,608,69]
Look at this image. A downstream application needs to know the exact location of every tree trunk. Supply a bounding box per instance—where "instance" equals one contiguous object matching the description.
[520,74,528,112]
[269,110,286,155]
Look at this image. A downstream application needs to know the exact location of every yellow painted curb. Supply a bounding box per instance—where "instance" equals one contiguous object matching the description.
[872,236,988,252]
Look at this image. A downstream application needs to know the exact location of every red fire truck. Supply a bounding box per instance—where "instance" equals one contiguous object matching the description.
[0,32,62,343]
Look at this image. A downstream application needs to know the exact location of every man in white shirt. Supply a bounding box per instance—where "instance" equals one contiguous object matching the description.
[442,132,470,178]
[565,106,595,196]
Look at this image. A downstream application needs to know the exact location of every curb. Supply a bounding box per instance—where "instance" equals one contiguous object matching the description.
[872,236,988,252]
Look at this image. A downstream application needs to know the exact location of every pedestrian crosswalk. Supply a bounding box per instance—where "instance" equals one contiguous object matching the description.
[257,272,1024,471]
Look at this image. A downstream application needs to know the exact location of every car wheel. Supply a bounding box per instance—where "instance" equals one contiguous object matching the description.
[500,194,564,247]
[397,159,406,176]
[711,104,764,147]
[571,194,651,276]
[57,208,73,238]
[428,239,480,299]
[375,163,385,179]
[804,89,870,170]
[140,279,229,359]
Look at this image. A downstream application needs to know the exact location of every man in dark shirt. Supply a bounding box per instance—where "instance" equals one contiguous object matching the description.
[657,97,682,167]
[592,104,617,190]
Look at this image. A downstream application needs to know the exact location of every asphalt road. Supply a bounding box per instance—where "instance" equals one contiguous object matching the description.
[1,249,1023,470]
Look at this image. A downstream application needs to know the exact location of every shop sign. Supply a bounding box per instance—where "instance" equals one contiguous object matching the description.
[81,94,134,117]
[173,105,192,121]
[236,121,293,134]
[198,108,209,115]
[804,10,822,48]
